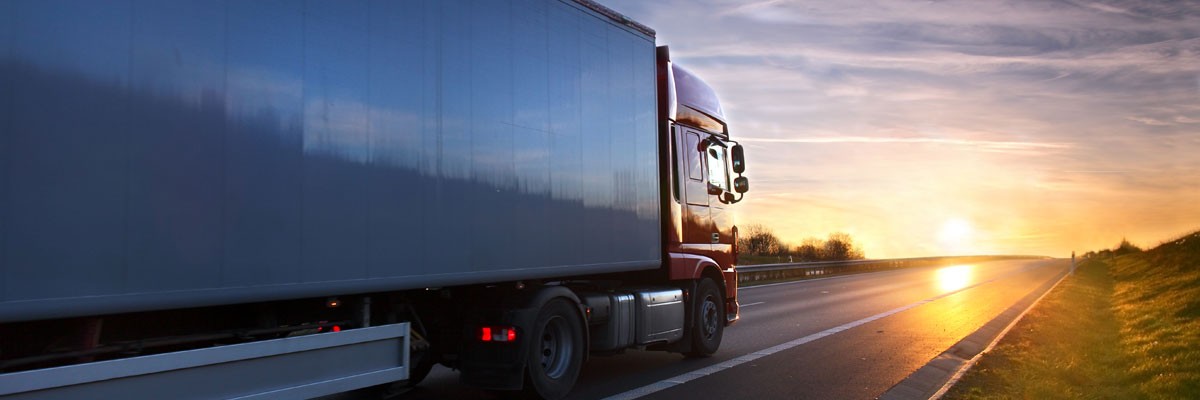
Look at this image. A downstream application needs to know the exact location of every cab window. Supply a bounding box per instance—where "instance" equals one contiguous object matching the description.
[706,144,730,193]
[686,132,703,181]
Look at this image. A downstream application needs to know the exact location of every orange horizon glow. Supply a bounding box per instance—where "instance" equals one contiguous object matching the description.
[729,135,1200,258]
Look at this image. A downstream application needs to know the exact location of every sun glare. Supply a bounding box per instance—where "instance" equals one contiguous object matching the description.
[936,264,974,292]
[938,218,975,254]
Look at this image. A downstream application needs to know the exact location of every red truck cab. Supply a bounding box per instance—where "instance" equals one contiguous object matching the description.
[658,47,749,329]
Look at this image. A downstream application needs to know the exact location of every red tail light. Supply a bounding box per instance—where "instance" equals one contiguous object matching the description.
[480,326,516,342]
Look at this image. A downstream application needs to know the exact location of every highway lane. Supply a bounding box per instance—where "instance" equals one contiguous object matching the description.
[376,258,1068,399]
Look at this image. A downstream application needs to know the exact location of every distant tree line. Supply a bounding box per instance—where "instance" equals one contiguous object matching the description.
[737,224,865,263]
[1082,237,1144,260]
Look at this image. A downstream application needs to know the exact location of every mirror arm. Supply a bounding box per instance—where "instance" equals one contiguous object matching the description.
[719,192,744,205]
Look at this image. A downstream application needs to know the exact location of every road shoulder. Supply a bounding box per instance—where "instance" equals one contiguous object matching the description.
[879,262,1070,400]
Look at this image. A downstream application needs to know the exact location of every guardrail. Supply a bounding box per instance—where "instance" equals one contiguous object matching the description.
[737,255,1051,286]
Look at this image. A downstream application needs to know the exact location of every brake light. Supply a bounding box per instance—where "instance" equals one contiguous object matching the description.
[480,326,517,342]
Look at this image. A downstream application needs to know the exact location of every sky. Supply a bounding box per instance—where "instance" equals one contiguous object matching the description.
[604,0,1200,258]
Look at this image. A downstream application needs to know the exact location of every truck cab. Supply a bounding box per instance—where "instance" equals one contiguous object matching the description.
[658,46,749,329]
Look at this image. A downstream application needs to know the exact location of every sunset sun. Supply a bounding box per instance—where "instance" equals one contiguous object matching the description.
[938,218,975,254]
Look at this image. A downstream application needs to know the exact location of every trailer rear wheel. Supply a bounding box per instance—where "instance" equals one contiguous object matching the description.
[523,299,584,399]
[685,278,724,357]
[371,351,433,398]
[402,349,435,387]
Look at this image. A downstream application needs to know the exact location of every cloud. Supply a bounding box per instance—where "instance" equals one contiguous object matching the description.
[1126,116,1174,126]
[739,135,1073,153]
[1084,2,1134,16]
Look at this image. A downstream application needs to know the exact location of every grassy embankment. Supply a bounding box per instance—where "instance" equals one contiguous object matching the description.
[947,231,1200,399]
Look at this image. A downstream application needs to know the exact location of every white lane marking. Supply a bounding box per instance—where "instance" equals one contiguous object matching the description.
[740,301,766,307]
[601,267,1031,400]
[602,303,927,400]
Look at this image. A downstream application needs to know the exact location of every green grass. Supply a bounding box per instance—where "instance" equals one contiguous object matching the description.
[1110,232,1200,398]
[946,231,1200,399]
[945,257,1136,399]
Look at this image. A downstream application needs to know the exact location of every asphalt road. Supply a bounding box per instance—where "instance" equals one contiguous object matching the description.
[352,258,1068,400]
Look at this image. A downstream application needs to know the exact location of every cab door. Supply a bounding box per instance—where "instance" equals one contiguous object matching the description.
[704,140,736,267]
[679,127,713,250]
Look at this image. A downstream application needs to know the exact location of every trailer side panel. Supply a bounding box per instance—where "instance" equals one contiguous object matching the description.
[0,0,660,322]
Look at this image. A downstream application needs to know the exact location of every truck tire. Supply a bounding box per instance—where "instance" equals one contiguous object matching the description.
[685,278,724,357]
[523,298,584,400]
[369,341,434,397]
[402,349,435,387]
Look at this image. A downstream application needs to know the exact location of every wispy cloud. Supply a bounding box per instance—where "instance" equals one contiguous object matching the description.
[1126,116,1174,126]
[1083,2,1135,16]
[739,136,1073,151]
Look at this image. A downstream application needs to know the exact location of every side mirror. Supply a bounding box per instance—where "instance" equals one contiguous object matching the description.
[733,176,749,193]
[731,145,746,174]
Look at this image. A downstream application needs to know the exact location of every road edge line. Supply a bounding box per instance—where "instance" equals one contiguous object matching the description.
[879,263,1072,400]
[600,264,1035,400]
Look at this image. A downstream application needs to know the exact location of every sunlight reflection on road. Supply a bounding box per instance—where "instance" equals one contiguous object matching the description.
[936,264,974,292]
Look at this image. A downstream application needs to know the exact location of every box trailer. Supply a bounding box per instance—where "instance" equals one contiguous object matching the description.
[0,0,750,398]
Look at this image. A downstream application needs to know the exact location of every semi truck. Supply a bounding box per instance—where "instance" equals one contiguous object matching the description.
[0,0,749,398]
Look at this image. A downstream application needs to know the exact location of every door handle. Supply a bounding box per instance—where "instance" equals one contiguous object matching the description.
[711,232,720,243]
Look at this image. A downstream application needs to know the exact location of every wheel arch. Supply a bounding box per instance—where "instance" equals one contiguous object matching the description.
[515,286,590,363]
[669,252,729,292]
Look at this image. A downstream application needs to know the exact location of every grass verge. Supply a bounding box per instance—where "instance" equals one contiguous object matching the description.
[946,230,1200,399]
[1110,232,1200,397]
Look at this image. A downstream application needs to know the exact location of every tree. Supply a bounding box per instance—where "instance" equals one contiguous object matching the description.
[822,232,864,261]
[739,224,784,257]
[793,238,823,262]
[736,224,868,263]
[1114,238,1142,255]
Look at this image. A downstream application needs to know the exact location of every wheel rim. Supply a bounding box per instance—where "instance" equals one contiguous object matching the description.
[701,296,720,339]
[539,315,573,379]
